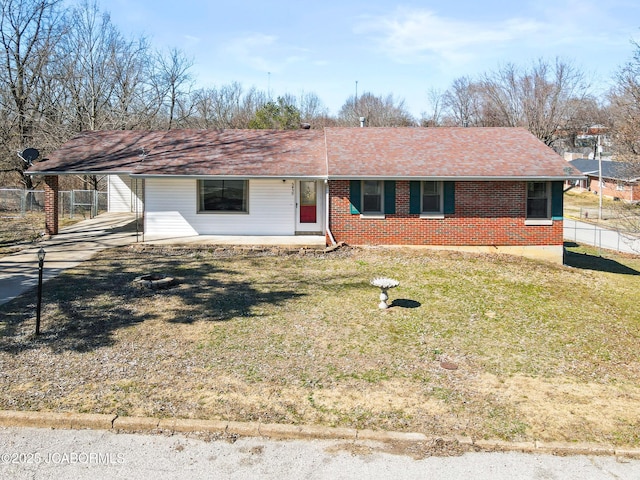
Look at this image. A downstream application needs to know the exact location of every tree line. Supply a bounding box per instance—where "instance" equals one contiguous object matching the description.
[1,0,639,189]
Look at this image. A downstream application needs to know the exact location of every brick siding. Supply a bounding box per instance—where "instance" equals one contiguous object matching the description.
[588,177,639,203]
[43,175,59,235]
[329,180,563,246]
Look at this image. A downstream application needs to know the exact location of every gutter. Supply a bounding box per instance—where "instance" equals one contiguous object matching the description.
[131,174,328,180]
[327,175,586,181]
[28,170,134,176]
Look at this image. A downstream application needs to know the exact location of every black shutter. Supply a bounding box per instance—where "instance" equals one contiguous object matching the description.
[384,181,396,214]
[443,181,455,214]
[409,181,421,214]
[349,180,361,214]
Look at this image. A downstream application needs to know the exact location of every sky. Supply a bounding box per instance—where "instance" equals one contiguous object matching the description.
[99,0,639,118]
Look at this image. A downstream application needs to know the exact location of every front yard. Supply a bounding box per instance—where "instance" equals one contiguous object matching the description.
[1,245,639,446]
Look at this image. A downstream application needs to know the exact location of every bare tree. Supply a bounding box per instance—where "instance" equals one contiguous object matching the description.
[561,96,611,151]
[441,77,485,127]
[58,0,126,131]
[297,91,330,127]
[109,35,151,130]
[232,86,267,128]
[338,92,415,127]
[0,0,64,187]
[152,47,194,130]
[420,87,444,127]
[481,58,590,147]
[609,40,640,166]
[188,82,267,129]
[601,40,640,247]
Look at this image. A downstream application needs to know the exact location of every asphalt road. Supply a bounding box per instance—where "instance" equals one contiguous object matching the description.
[1,427,639,480]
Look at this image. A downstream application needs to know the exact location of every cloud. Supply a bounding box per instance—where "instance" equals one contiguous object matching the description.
[183,35,201,47]
[222,33,279,71]
[354,8,549,66]
[221,33,314,73]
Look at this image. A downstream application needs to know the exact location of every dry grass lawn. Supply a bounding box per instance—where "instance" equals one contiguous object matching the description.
[0,212,79,256]
[1,244,639,446]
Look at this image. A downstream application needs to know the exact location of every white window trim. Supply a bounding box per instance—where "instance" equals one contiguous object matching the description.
[524,219,553,226]
[421,181,444,215]
[197,179,250,214]
[361,180,384,215]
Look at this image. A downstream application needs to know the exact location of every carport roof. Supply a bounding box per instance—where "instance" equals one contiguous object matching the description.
[28,129,328,177]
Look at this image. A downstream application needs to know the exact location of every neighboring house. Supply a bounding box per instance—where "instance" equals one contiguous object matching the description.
[567,158,640,203]
[28,127,583,263]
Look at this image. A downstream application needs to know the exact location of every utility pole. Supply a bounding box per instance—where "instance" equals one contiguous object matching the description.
[267,72,271,100]
[597,135,603,220]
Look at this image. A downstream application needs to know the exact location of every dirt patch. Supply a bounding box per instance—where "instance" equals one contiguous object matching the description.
[327,437,468,459]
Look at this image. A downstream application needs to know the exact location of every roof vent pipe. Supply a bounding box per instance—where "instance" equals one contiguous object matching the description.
[359,117,366,128]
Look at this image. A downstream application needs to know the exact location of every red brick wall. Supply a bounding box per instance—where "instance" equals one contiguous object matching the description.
[588,176,639,202]
[43,175,59,236]
[328,180,563,246]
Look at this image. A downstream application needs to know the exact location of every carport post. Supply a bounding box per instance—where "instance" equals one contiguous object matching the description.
[43,175,59,235]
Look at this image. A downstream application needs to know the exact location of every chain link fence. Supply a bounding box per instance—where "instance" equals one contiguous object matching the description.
[0,189,44,217]
[564,220,640,254]
[575,206,623,222]
[59,190,108,218]
[0,189,107,218]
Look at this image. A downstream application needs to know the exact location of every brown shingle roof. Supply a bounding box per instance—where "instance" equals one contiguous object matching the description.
[325,127,579,178]
[29,129,327,177]
[29,127,581,179]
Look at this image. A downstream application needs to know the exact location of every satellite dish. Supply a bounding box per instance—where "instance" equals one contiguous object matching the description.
[20,148,40,164]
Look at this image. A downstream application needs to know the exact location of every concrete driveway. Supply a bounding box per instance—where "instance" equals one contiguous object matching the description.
[0,213,139,305]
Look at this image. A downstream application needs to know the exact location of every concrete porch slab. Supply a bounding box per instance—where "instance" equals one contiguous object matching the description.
[142,234,327,249]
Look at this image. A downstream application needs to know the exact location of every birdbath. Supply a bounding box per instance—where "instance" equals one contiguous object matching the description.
[370,277,400,309]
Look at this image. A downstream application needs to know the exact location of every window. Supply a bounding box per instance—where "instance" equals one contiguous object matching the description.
[362,180,383,214]
[349,180,395,215]
[421,181,442,213]
[198,179,248,212]
[409,181,454,215]
[526,182,550,219]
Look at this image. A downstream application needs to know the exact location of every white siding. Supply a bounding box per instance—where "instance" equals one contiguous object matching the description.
[144,178,296,237]
[108,174,143,213]
[108,175,132,212]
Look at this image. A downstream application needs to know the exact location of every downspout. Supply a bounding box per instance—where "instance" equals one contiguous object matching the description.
[134,176,140,243]
[325,179,336,245]
[323,128,336,246]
